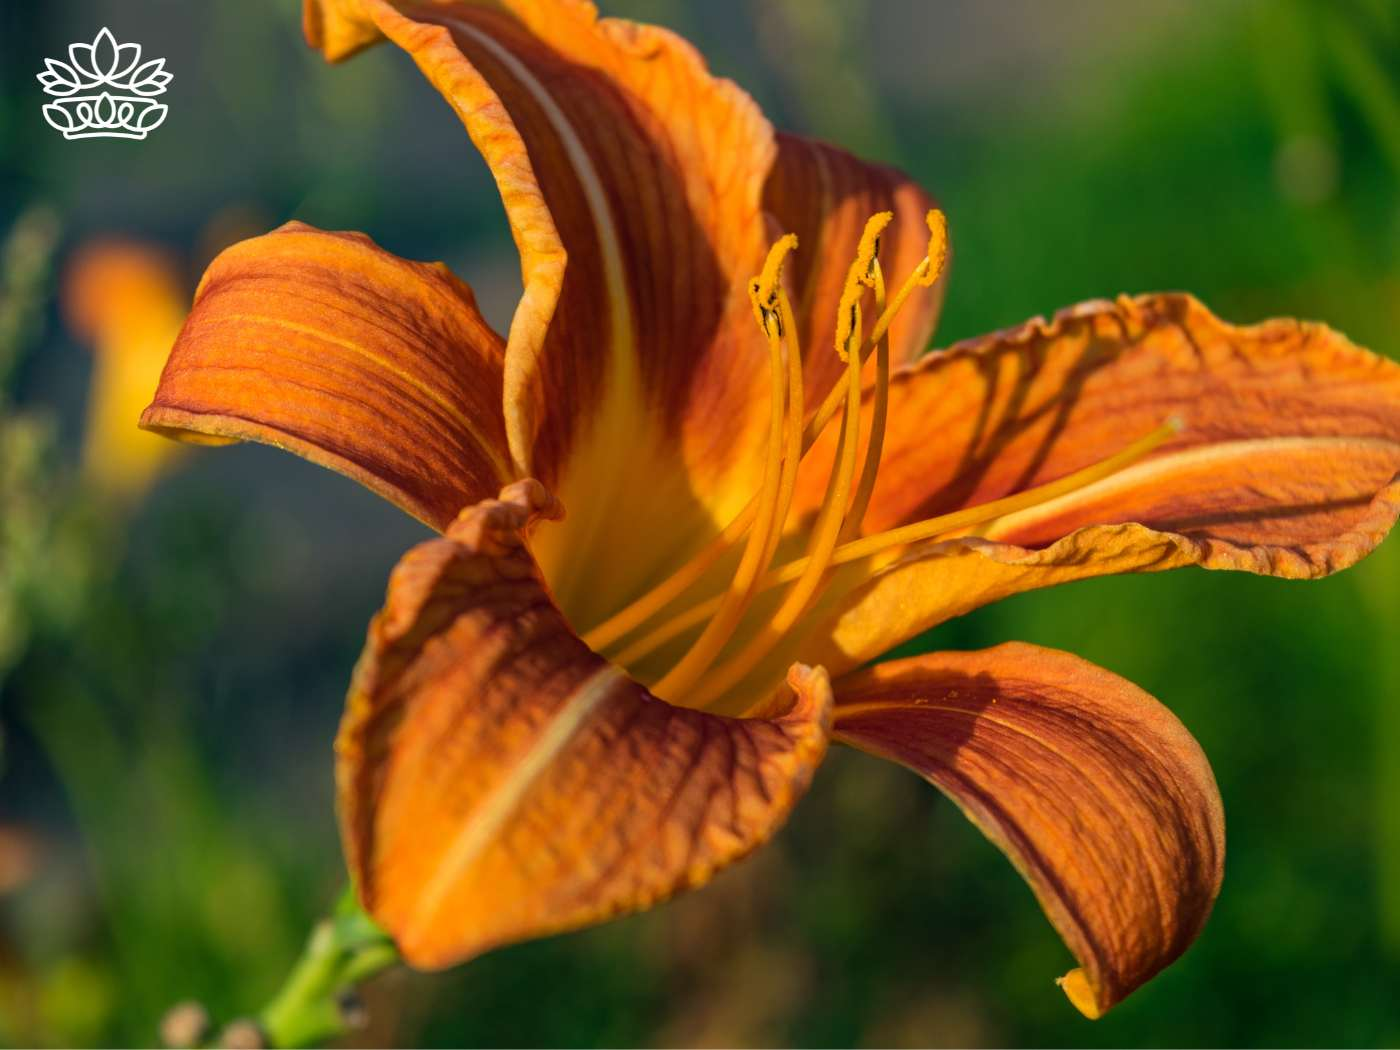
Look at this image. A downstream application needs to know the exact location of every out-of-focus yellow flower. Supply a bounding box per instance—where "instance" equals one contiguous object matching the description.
[63,241,188,500]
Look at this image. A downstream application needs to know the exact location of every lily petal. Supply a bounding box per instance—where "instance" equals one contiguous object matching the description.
[796,293,1400,673]
[832,643,1224,1018]
[140,222,512,532]
[301,2,948,634]
[763,132,945,404]
[339,479,832,967]
[854,293,1400,538]
[306,0,778,613]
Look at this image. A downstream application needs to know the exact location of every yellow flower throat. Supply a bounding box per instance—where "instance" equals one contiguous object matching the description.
[581,211,1178,713]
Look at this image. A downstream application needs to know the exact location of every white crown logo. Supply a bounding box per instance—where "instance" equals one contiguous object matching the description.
[37,27,172,141]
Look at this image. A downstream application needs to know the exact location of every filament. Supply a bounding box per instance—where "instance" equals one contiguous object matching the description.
[682,216,888,710]
[592,210,984,711]
[840,260,890,543]
[612,418,1183,670]
[650,238,798,699]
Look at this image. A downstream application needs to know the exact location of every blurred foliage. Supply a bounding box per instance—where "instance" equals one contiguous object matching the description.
[1,0,1398,1046]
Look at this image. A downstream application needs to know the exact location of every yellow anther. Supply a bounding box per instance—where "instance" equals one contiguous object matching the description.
[749,233,798,338]
[917,209,948,288]
[866,209,947,348]
[834,212,893,360]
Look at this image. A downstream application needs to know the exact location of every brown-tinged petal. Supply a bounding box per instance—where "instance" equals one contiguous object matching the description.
[305,0,786,624]
[64,239,189,498]
[832,643,1224,1018]
[763,132,945,404]
[339,479,832,967]
[139,222,512,532]
[855,293,1400,541]
[790,293,1400,674]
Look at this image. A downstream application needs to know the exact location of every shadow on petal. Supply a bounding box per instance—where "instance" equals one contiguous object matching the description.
[833,642,1224,1018]
[339,481,833,968]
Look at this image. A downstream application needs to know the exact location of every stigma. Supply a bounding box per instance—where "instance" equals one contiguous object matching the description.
[581,211,1177,713]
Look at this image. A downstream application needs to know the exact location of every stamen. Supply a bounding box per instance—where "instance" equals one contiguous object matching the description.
[613,418,1184,670]
[785,416,1183,571]
[607,299,809,681]
[871,209,947,343]
[804,210,948,450]
[581,240,794,652]
[840,259,890,542]
[649,237,798,699]
[834,212,891,360]
[760,291,806,570]
[682,222,885,710]
[586,211,947,658]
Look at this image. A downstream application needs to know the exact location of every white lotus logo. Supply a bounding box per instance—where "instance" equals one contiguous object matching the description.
[37,27,172,140]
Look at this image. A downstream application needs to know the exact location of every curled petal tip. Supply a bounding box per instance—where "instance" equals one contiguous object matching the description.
[782,662,834,725]
[140,222,512,531]
[499,477,563,519]
[303,0,385,61]
[445,479,563,549]
[834,646,1224,1020]
[1057,968,1103,1019]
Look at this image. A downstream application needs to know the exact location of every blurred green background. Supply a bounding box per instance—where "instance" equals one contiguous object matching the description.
[2,0,1399,1045]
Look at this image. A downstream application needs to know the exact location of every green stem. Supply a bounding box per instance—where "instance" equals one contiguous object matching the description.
[257,893,399,1049]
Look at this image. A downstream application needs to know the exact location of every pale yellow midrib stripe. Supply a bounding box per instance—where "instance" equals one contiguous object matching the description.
[448,16,641,465]
[983,435,1400,538]
[403,664,625,943]
[202,310,512,481]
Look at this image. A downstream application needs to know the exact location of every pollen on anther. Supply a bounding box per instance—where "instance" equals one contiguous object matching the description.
[749,234,798,339]
[918,210,949,288]
[834,212,894,359]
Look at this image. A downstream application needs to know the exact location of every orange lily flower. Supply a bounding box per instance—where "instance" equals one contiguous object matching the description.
[139,0,1400,1019]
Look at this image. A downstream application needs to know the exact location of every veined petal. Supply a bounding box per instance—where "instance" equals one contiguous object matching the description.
[795,293,1400,674]
[339,480,832,967]
[850,293,1400,540]
[763,133,945,406]
[832,643,1224,1018]
[305,0,780,626]
[139,222,512,532]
